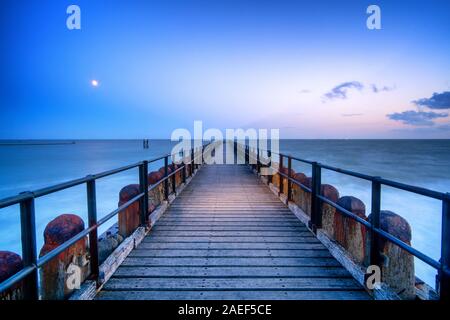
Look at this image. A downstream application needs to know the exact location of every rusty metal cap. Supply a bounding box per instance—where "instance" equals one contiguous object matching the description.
[0,251,23,282]
[43,214,85,246]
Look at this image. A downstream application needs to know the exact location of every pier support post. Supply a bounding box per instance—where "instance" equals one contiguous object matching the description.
[335,196,367,264]
[147,171,164,210]
[118,184,141,237]
[319,184,340,238]
[369,210,415,299]
[39,214,89,300]
[291,173,309,213]
[0,251,24,300]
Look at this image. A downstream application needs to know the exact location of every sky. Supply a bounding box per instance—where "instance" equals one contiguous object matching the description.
[0,0,450,139]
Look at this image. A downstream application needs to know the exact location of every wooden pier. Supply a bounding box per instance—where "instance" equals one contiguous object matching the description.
[2,142,448,300]
[97,165,369,300]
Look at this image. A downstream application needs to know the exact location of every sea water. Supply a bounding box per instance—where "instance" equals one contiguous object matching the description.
[0,139,449,289]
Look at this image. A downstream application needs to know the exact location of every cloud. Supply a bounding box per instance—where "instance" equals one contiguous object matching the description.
[387,110,448,126]
[342,113,364,117]
[437,123,450,131]
[371,84,395,93]
[298,89,311,94]
[412,91,450,109]
[323,81,364,100]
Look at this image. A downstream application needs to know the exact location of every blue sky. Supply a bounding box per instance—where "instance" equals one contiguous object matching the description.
[1,0,449,139]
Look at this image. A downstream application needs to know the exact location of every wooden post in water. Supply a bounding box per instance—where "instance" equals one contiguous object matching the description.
[39,214,89,300]
[369,210,415,299]
[0,251,24,300]
[118,185,141,237]
[335,196,367,264]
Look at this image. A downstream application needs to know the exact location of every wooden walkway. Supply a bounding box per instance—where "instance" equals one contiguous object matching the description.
[97,165,370,300]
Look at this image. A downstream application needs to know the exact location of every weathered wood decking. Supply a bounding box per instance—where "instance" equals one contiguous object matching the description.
[97,165,370,300]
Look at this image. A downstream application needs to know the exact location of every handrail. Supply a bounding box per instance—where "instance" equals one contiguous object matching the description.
[0,144,208,298]
[240,141,450,300]
[255,145,448,199]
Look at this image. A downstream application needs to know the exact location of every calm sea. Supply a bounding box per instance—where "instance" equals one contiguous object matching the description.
[0,139,449,288]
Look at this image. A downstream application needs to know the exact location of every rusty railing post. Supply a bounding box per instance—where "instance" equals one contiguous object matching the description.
[181,150,186,184]
[234,139,237,164]
[19,194,38,300]
[257,142,260,173]
[370,177,382,268]
[440,193,450,300]
[245,145,249,165]
[86,178,99,282]
[310,162,322,233]
[268,149,272,184]
[139,161,149,225]
[202,145,205,164]
[287,156,292,204]
[164,156,169,200]
[171,158,176,195]
[191,148,194,175]
[279,154,284,195]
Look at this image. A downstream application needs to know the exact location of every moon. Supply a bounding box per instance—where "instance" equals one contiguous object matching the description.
[91,80,99,87]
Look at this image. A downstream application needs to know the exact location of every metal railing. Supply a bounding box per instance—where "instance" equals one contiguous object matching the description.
[0,145,206,299]
[239,141,449,300]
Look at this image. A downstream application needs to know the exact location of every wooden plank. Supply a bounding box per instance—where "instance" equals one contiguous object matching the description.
[112,266,351,278]
[147,230,313,237]
[170,201,288,204]
[167,211,293,214]
[137,242,325,250]
[168,208,291,211]
[121,257,341,267]
[161,212,298,215]
[170,208,289,211]
[98,226,147,285]
[143,236,320,243]
[97,290,370,300]
[155,221,306,226]
[69,280,97,300]
[128,248,332,258]
[158,217,302,221]
[151,226,307,231]
[102,277,362,290]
